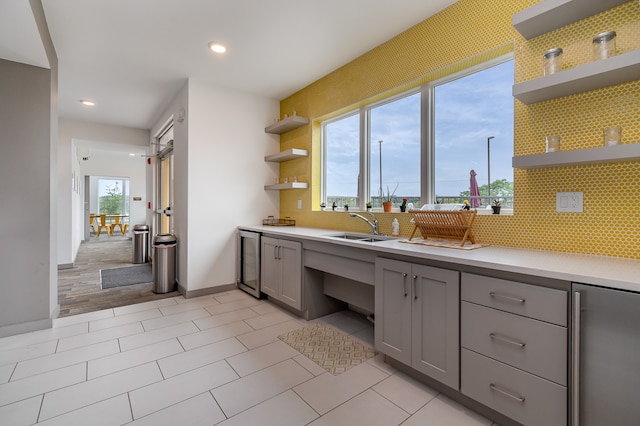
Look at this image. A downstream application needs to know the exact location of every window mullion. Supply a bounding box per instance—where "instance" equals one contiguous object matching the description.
[321,124,327,205]
[422,85,435,204]
[360,107,369,210]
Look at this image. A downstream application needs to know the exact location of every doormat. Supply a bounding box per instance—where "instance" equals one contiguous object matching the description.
[400,238,488,250]
[100,264,152,289]
[278,323,377,375]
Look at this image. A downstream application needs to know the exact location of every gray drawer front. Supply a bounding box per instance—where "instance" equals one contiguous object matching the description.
[304,250,374,285]
[462,349,566,426]
[461,302,567,386]
[461,273,567,326]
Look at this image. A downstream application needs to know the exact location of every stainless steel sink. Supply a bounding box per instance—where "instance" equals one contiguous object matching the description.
[325,233,392,243]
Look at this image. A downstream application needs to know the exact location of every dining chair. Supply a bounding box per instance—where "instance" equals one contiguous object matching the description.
[89,213,96,234]
[110,214,126,235]
[96,214,112,237]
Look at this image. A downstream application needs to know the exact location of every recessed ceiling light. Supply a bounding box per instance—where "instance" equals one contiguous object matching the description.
[80,100,95,107]
[128,153,136,157]
[208,42,226,54]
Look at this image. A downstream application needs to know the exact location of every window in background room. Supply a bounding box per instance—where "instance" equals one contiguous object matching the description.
[97,178,130,215]
[369,92,421,208]
[323,112,360,208]
[433,59,514,209]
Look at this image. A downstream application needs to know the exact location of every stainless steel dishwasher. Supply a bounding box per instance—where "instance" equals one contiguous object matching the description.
[572,283,640,425]
[236,230,261,298]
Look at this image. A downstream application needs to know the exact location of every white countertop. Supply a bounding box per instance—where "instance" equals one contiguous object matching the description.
[240,225,640,293]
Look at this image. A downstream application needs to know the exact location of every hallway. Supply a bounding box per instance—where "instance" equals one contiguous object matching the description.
[58,235,178,318]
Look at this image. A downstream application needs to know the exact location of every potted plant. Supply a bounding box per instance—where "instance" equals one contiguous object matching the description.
[491,199,501,214]
[400,198,408,212]
[382,183,398,212]
[366,201,372,211]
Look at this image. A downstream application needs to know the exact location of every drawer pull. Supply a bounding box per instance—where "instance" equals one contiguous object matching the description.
[489,292,525,304]
[489,383,526,403]
[489,332,526,348]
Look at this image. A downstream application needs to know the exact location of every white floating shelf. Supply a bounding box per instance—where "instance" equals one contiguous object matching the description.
[264,182,309,190]
[512,143,640,169]
[264,149,308,163]
[513,50,640,105]
[264,116,309,134]
[512,0,628,40]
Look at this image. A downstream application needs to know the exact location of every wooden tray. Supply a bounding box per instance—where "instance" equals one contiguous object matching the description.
[262,216,295,226]
[408,210,477,246]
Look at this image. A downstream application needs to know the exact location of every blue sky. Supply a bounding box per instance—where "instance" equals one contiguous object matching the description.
[325,59,514,200]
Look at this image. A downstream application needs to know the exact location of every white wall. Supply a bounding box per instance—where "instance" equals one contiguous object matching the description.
[151,80,280,294]
[187,80,280,292]
[57,119,150,266]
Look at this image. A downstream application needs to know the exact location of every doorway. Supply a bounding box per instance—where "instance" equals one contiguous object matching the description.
[84,176,131,239]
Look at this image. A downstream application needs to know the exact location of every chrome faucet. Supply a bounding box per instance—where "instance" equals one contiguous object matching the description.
[349,211,379,235]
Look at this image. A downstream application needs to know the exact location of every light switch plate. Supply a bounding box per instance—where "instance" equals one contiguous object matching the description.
[556,192,583,212]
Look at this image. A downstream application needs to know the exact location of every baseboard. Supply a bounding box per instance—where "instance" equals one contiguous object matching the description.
[0,305,59,338]
[57,263,74,270]
[178,282,237,299]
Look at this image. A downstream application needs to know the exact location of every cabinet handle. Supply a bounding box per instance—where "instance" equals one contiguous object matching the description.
[489,292,525,304]
[489,383,526,403]
[572,291,581,426]
[489,332,526,348]
[278,245,282,260]
[402,273,407,297]
[413,275,418,300]
[274,245,278,260]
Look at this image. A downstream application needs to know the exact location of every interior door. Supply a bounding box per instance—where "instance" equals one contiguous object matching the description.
[155,123,174,235]
[159,152,173,234]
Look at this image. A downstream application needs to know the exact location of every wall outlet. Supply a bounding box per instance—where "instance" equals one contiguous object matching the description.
[297,199,302,209]
[556,192,583,213]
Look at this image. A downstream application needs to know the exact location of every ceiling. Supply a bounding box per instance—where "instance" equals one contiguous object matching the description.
[2,0,457,131]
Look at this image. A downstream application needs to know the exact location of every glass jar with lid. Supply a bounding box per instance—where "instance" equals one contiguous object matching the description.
[592,31,616,61]
[543,48,563,75]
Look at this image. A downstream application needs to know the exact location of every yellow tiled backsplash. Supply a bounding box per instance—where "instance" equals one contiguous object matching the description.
[277,0,640,259]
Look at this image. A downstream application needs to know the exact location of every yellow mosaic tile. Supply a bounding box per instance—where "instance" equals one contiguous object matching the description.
[278,0,640,259]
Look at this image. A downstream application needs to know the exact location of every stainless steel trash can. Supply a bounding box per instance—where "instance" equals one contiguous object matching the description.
[132,225,149,264]
[152,234,177,293]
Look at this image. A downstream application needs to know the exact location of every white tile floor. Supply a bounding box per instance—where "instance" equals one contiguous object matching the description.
[0,289,499,425]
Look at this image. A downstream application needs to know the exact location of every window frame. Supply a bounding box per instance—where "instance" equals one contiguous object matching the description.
[320,53,514,212]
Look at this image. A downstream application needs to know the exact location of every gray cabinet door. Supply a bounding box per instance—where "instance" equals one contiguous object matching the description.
[412,264,459,390]
[261,236,279,298]
[279,239,302,310]
[260,237,302,310]
[375,258,412,365]
[375,258,460,389]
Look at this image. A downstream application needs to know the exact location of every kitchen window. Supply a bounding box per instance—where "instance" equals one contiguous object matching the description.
[321,55,514,211]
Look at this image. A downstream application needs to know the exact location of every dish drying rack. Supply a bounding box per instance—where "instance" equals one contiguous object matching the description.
[408,210,477,246]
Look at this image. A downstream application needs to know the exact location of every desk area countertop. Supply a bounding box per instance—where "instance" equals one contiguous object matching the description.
[239,225,640,293]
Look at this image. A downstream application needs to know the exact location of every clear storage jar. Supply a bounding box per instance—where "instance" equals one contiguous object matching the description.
[592,31,616,61]
[543,48,563,75]
[546,135,561,152]
[603,126,622,146]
